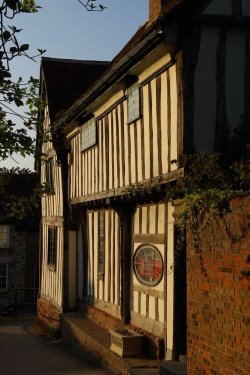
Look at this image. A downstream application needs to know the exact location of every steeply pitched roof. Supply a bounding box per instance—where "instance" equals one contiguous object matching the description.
[41,57,110,121]
[104,0,184,77]
[53,0,210,129]
[53,1,186,128]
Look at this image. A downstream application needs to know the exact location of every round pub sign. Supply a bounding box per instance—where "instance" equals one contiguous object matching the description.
[133,244,163,287]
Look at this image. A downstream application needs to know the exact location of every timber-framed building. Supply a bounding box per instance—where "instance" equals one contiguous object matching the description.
[37,0,250,364]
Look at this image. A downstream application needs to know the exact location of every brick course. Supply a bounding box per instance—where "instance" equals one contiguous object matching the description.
[187,196,250,375]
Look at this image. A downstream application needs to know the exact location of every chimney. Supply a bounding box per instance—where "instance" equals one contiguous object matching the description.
[149,0,166,23]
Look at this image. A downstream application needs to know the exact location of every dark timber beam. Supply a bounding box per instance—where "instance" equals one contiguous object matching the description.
[114,203,136,325]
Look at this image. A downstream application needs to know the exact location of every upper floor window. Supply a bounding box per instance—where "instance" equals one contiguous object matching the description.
[127,81,140,123]
[47,227,57,269]
[0,225,9,248]
[45,158,54,189]
[81,118,97,151]
[0,263,8,291]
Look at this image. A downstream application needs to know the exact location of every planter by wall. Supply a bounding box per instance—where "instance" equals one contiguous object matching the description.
[110,329,143,357]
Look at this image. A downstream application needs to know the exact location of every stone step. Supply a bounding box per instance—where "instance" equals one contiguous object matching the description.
[159,361,187,375]
[62,312,161,375]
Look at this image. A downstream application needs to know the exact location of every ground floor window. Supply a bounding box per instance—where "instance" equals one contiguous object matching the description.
[47,227,57,269]
[0,263,8,291]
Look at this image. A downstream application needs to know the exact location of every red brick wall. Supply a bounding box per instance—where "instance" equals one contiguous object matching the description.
[37,297,62,331]
[79,303,164,359]
[187,196,250,375]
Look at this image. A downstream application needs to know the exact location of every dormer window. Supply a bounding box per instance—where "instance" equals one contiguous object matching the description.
[127,81,140,124]
[81,118,97,151]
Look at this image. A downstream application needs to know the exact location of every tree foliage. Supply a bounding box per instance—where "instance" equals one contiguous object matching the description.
[0,0,45,161]
[0,0,106,162]
[0,167,40,221]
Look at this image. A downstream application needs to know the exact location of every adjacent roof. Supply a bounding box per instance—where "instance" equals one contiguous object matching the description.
[41,57,110,121]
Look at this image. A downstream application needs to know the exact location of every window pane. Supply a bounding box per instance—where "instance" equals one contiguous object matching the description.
[81,118,96,151]
[127,82,140,123]
[0,225,9,248]
[45,159,54,189]
[47,227,57,268]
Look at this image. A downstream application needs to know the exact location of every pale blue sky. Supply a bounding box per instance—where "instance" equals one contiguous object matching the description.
[2,0,148,170]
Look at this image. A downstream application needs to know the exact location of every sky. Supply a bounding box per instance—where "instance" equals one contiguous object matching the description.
[1,0,148,170]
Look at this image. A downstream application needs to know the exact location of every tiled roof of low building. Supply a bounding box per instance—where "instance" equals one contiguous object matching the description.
[41,57,110,121]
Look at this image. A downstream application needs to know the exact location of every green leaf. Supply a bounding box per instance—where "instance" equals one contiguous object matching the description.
[20,43,29,51]
[3,31,11,41]
[14,98,23,107]
[10,46,18,53]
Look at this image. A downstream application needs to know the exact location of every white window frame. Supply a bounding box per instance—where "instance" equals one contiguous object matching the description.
[127,81,140,123]
[0,263,8,291]
[81,118,97,151]
[0,225,10,248]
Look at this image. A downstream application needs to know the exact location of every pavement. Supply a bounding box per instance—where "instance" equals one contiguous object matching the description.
[0,316,116,375]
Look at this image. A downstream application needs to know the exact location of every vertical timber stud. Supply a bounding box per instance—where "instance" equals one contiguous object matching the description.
[114,203,135,324]
[215,28,228,152]
[81,208,88,300]
[176,51,184,159]
[173,225,187,361]
[245,30,250,127]
[57,146,69,312]
[38,221,43,298]
[232,0,242,17]
[183,24,201,154]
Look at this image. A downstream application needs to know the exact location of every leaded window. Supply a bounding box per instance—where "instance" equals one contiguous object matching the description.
[81,118,97,151]
[127,82,140,123]
[47,227,57,269]
[45,158,54,189]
